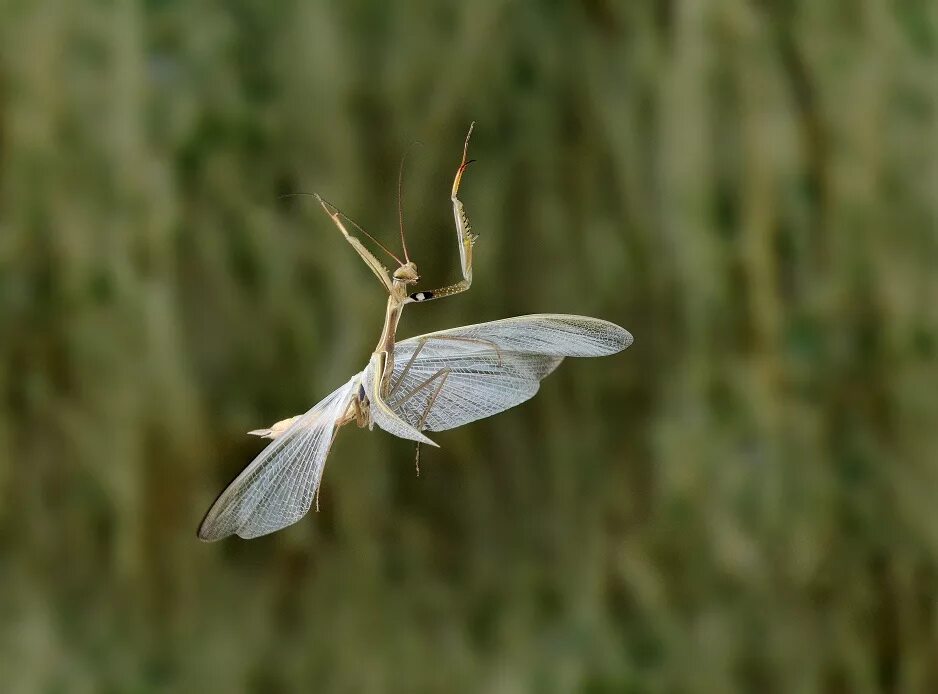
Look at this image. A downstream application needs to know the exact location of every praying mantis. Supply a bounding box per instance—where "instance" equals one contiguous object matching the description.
[198,124,633,541]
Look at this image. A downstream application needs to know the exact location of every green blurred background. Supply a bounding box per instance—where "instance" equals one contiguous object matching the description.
[1,1,937,692]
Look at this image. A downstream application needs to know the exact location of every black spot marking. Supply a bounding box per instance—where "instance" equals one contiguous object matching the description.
[410,290,433,302]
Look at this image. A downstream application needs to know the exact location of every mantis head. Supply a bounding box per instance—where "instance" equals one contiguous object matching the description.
[393,261,419,284]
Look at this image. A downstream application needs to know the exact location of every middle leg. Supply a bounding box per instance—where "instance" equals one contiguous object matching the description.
[388,333,504,401]
[411,368,451,476]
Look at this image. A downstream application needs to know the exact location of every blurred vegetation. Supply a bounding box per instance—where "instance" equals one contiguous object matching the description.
[1,0,937,692]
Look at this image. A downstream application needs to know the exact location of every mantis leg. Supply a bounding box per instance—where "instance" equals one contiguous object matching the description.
[408,123,477,304]
[388,337,429,398]
[369,351,438,446]
[387,333,503,400]
[315,195,395,294]
[405,367,452,477]
[350,391,368,427]
[418,334,503,365]
[416,369,450,431]
[392,366,452,416]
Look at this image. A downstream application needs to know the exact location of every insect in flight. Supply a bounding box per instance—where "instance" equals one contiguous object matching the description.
[198,124,633,541]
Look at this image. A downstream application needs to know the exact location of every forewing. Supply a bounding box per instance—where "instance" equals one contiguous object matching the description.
[362,357,438,445]
[198,377,358,541]
[386,314,631,432]
[398,314,632,357]
[386,349,562,432]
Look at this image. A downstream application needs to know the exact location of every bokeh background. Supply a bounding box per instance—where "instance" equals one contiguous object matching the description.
[1,1,937,692]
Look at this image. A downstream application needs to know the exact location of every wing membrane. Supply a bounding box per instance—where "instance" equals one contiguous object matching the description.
[398,314,632,357]
[387,349,562,432]
[198,377,358,541]
[363,356,439,446]
[386,314,631,432]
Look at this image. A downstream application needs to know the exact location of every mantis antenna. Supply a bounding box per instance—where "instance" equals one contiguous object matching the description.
[397,140,423,265]
[280,192,405,267]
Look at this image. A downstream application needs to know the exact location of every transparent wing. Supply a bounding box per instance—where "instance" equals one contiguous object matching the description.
[386,349,562,432]
[198,377,359,541]
[398,314,633,357]
[386,314,632,432]
[361,355,439,446]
